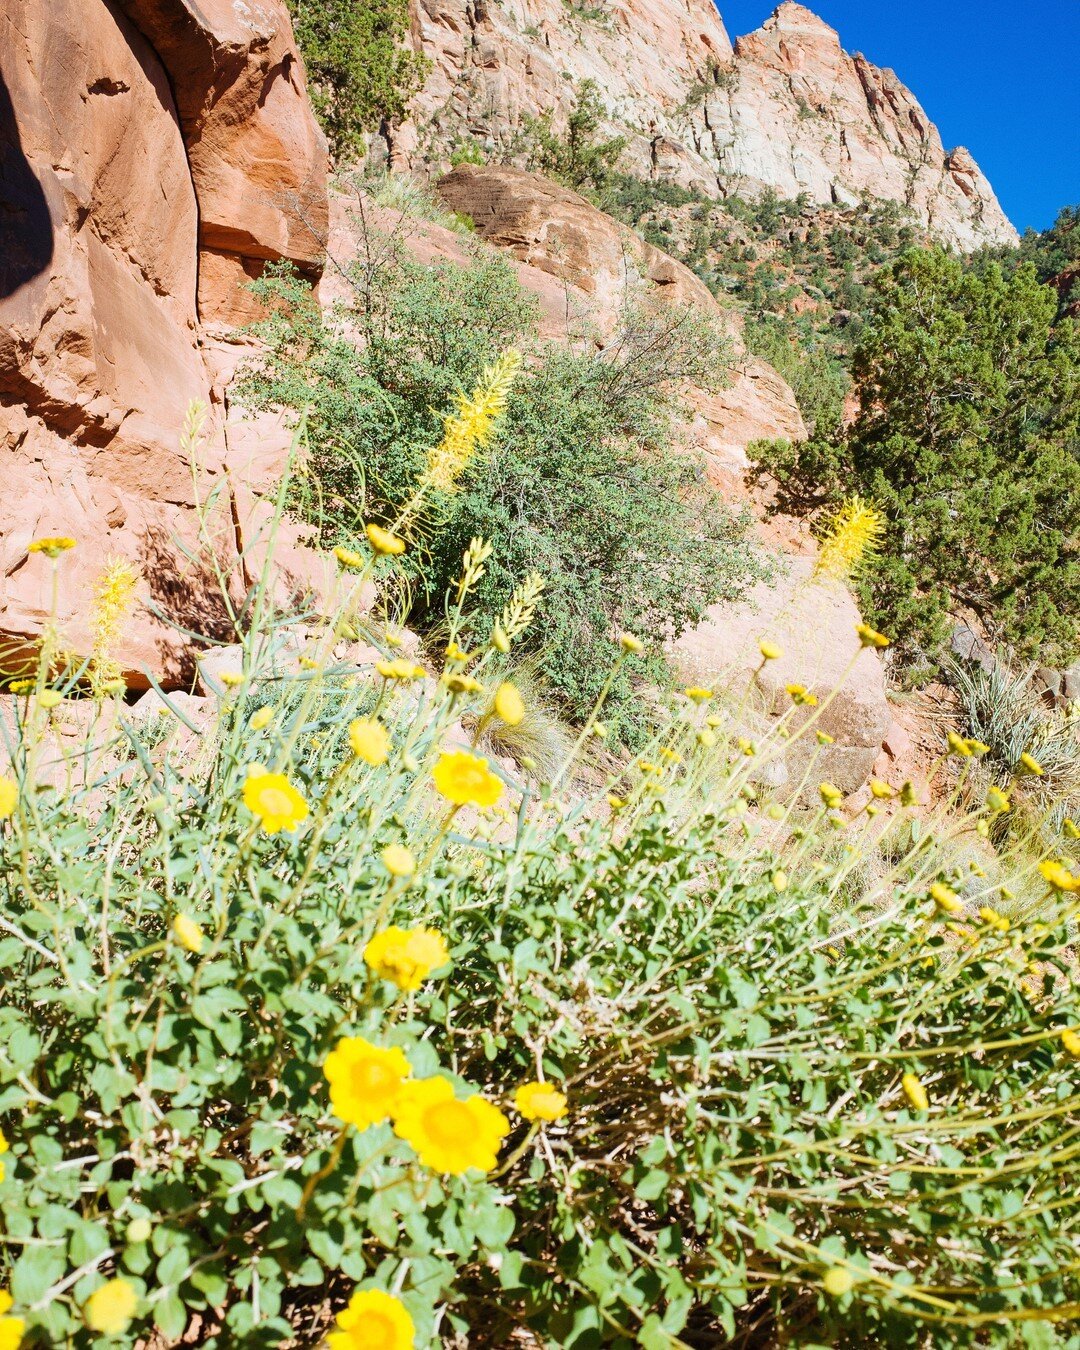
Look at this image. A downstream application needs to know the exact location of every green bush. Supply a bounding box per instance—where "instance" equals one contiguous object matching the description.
[2,514,1079,1348]
[751,248,1080,664]
[520,80,627,195]
[237,229,762,742]
[286,0,429,160]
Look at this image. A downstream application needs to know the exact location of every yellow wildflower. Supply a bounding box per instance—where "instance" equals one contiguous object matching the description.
[813,495,886,582]
[6,680,34,695]
[822,1266,855,1297]
[381,844,416,879]
[758,639,783,661]
[376,658,424,682]
[426,349,522,492]
[1060,1029,1080,1059]
[683,686,712,702]
[901,1072,929,1112]
[89,557,139,689]
[772,869,789,892]
[620,633,643,654]
[249,706,274,731]
[334,545,364,569]
[324,1036,412,1130]
[930,882,962,915]
[787,684,818,706]
[364,926,449,991]
[607,795,627,810]
[444,641,469,663]
[816,730,835,745]
[1019,752,1045,776]
[985,786,1011,814]
[349,718,390,765]
[947,730,973,758]
[819,782,844,811]
[242,770,309,834]
[494,682,525,726]
[590,721,608,739]
[0,779,17,820]
[220,671,245,687]
[1038,859,1080,892]
[171,914,205,954]
[515,1081,568,1122]
[856,623,890,650]
[0,1291,24,1350]
[365,523,406,557]
[1064,818,1080,840]
[967,739,990,757]
[737,738,755,756]
[37,688,62,710]
[433,750,503,808]
[27,536,75,558]
[697,727,717,748]
[491,622,511,654]
[327,1289,414,1350]
[0,1128,7,1185]
[392,1076,509,1175]
[869,779,894,799]
[84,1278,138,1335]
[443,672,483,695]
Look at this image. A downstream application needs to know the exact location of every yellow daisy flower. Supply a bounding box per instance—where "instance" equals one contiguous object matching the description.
[84,1278,138,1335]
[170,914,205,954]
[249,706,274,731]
[985,786,1011,814]
[855,623,890,650]
[683,686,712,703]
[27,536,75,558]
[349,719,390,766]
[242,770,309,834]
[365,524,406,557]
[1018,752,1045,776]
[381,844,416,879]
[869,779,894,799]
[494,681,525,726]
[432,750,503,808]
[818,782,844,811]
[327,1289,414,1350]
[787,684,817,706]
[930,882,962,915]
[364,926,449,991]
[376,658,424,682]
[0,1128,7,1185]
[324,1037,412,1130]
[901,1072,928,1112]
[1039,859,1080,892]
[0,1291,24,1350]
[392,1076,509,1175]
[619,633,643,654]
[759,638,783,661]
[514,1081,568,1122]
[0,778,17,820]
[1060,1029,1080,1059]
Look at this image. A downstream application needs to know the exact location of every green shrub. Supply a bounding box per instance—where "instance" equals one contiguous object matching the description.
[1,507,1079,1348]
[751,248,1080,665]
[286,0,429,160]
[237,231,762,742]
[520,80,627,195]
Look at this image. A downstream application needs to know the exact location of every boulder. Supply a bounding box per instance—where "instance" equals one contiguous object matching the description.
[670,555,891,796]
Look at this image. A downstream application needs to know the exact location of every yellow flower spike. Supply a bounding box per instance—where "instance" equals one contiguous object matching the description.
[758,638,783,661]
[37,689,62,710]
[0,1289,24,1350]
[365,523,406,557]
[426,348,522,493]
[380,844,416,879]
[901,1072,929,1112]
[249,706,274,731]
[1038,859,1080,892]
[391,1076,509,1175]
[985,786,1011,814]
[333,545,364,570]
[1018,752,1045,776]
[349,718,390,766]
[771,869,789,892]
[813,495,886,582]
[84,1278,138,1335]
[364,926,449,991]
[171,914,205,954]
[27,536,76,558]
[683,686,713,703]
[327,1288,415,1350]
[855,623,890,650]
[787,683,817,706]
[930,882,963,915]
[433,750,503,807]
[620,633,643,654]
[242,770,309,835]
[515,1080,568,1122]
[324,1036,412,1129]
[946,731,972,758]
[869,779,894,799]
[1060,1029,1080,1059]
[697,728,717,748]
[818,782,844,811]
[494,681,525,726]
[822,1266,855,1297]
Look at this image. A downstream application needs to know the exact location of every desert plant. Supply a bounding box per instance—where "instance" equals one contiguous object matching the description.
[521,80,627,195]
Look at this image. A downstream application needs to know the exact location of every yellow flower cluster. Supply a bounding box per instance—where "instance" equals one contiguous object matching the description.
[812,496,886,582]
[364,926,449,991]
[1039,859,1080,892]
[426,349,522,493]
[787,684,817,707]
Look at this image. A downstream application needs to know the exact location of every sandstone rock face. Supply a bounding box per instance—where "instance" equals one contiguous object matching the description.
[0,0,328,688]
[669,555,891,796]
[404,0,1017,251]
[433,164,805,463]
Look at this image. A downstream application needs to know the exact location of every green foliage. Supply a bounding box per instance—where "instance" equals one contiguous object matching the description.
[744,314,849,436]
[238,229,762,741]
[286,0,429,159]
[752,248,1080,664]
[2,523,1080,1347]
[979,204,1080,297]
[521,80,628,194]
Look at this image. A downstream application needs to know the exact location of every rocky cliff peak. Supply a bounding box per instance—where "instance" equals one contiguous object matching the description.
[402,0,1018,251]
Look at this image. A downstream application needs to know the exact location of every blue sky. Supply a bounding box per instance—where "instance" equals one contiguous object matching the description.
[716,1,1079,233]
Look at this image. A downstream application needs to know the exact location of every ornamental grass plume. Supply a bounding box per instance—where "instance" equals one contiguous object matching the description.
[426,348,522,493]
[813,495,886,583]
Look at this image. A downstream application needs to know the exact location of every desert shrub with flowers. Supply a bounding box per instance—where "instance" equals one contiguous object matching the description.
[2,438,1080,1349]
